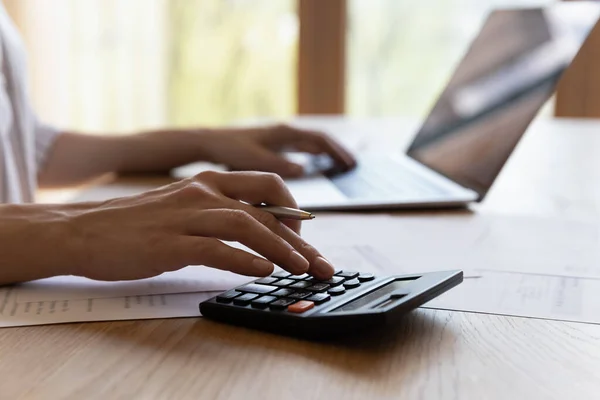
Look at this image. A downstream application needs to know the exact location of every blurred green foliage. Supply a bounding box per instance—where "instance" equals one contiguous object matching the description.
[166,0,553,127]
[22,0,554,132]
[348,0,554,118]
[167,0,297,127]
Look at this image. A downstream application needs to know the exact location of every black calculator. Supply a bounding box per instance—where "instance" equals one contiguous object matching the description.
[199,269,463,339]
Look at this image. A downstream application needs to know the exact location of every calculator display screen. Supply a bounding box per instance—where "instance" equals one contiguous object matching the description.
[332,278,416,312]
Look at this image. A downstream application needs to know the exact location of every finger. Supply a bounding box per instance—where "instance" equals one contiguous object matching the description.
[184,209,309,275]
[303,132,357,171]
[178,236,276,277]
[231,144,304,178]
[231,202,335,280]
[197,171,302,234]
[271,215,300,236]
[278,126,357,171]
[200,171,297,206]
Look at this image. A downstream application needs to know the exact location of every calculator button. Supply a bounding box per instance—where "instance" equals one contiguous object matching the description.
[216,290,242,303]
[322,276,345,286]
[307,293,331,305]
[251,295,277,308]
[288,300,315,314]
[272,279,295,287]
[306,283,330,293]
[288,273,309,280]
[255,277,279,285]
[272,288,295,297]
[272,271,292,279]
[237,284,278,294]
[270,298,296,310]
[328,286,346,296]
[336,271,359,279]
[288,291,312,300]
[357,273,375,282]
[290,281,312,290]
[233,293,259,306]
[343,279,361,289]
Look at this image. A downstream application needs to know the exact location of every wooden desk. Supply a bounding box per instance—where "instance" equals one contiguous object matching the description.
[4,117,600,399]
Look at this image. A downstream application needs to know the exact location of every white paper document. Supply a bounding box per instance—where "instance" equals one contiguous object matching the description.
[307,213,600,324]
[0,290,220,328]
[0,240,404,328]
[428,270,600,324]
[0,266,254,328]
[12,266,252,303]
[1,213,598,328]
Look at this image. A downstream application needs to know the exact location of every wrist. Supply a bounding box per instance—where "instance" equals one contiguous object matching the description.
[165,128,216,163]
[52,203,90,278]
[28,203,88,278]
[116,128,215,173]
[0,204,87,284]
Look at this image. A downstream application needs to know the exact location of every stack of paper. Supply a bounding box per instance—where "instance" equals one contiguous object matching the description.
[2,213,599,328]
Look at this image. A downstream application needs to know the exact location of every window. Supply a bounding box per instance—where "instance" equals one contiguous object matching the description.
[167,0,297,127]
[6,0,594,136]
[8,0,297,132]
[347,0,556,118]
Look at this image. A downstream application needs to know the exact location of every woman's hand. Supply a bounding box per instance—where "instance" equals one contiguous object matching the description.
[191,124,356,177]
[68,171,335,282]
[39,123,356,188]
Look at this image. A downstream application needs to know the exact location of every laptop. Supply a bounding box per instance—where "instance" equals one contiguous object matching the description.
[282,3,600,210]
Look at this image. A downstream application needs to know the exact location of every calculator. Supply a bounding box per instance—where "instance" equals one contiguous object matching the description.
[199,269,463,339]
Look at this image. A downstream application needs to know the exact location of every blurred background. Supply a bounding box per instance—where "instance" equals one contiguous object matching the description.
[4,0,596,136]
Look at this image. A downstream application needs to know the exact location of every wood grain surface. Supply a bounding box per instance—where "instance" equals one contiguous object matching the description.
[2,310,600,400]
[7,116,600,399]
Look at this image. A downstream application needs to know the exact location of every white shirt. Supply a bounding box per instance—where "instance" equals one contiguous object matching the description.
[0,3,59,203]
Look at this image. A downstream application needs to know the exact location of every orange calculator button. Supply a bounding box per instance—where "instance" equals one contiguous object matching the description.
[287,300,315,313]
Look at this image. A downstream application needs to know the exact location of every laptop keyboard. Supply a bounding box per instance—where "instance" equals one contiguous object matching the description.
[329,157,448,200]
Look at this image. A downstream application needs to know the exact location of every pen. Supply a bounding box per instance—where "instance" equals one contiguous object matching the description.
[256,205,315,220]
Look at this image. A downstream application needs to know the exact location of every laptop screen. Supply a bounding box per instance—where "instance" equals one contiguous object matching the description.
[406,4,600,200]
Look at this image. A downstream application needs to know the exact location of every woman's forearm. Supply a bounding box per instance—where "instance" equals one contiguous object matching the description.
[2,170,337,286]
[0,204,80,285]
[38,132,128,188]
[37,130,207,188]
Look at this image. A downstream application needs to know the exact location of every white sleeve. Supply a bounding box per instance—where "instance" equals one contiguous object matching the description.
[33,117,61,172]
